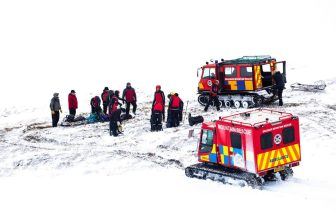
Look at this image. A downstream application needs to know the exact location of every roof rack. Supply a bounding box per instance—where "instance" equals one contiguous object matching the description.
[219,55,274,65]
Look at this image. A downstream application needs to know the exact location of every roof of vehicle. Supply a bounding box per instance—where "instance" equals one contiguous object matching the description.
[218,56,275,65]
[219,108,293,127]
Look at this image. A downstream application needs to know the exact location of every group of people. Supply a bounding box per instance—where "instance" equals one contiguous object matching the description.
[150,85,184,131]
[49,82,185,136]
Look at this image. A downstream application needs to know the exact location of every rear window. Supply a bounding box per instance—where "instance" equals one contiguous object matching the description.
[261,132,273,150]
[283,127,295,144]
[230,132,242,149]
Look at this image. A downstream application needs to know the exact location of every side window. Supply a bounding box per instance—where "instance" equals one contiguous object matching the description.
[202,68,216,79]
[230,132,242,149]
[283,127,295,144]
[262,64,271,73]
[225,67,237,77]
[260,132,273,150]
[240,66,253,77]
[200,130,214,153]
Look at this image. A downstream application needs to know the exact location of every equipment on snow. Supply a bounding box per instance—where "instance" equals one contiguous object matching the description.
[290,80,326,91]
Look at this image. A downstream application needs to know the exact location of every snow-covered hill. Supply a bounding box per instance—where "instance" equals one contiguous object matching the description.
[1,79,336,215]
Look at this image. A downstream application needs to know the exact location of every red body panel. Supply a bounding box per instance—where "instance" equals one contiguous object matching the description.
[197,109,301,176]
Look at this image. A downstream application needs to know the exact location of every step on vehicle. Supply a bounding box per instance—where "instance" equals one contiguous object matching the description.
[197,56,286,108]
[185,108,301,188]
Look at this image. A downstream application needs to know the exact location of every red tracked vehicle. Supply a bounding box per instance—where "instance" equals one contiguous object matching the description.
[197,56,286,108]
[185,109,301,188]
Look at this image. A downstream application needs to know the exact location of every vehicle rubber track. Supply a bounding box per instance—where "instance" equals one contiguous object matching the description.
[185,163,263,189]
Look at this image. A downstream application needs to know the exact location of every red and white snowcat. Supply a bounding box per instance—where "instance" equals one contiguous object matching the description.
[185,108,301,188]
[197,56,286,108]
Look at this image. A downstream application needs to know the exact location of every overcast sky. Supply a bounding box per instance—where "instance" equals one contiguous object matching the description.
[1,0,335,107]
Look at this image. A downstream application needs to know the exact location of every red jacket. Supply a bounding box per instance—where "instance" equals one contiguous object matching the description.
[68,93,78,109]
[153,102,164,112]
[123,87,136,102]
[170,95,181,109]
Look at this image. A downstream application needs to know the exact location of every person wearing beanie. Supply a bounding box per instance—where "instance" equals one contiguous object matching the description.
[68,90,78,116]
[50,92,62,127]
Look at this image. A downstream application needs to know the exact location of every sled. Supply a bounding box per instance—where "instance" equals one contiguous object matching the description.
[290,80,326,91]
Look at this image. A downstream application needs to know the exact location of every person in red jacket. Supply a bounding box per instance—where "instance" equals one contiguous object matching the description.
[68,90,78,116]
[101,87,110,114]
[168,93,182,127]
[150,85,165,131]
[108,91,123,136]
[152,85,165,120]
[122,82,137,116]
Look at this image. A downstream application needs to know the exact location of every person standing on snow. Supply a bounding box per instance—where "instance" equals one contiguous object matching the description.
[273,71,285,106]
[50,93,62,127]
[204,79,220,112]
[150,85,165,131]
[68,90,78,116]
[152,85,165,120]
[108,91,123,136]
[101,87,110,114]
[167,93,182,127]
[122,82,137,117]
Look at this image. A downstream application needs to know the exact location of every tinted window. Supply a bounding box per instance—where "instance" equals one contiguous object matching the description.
[202,68,216,79]
[200,130,214,153]
[283,127,295,144]
[224,67,237,77]
[230,132,242,149]
[261,132,273,150]
[240,66,253,77]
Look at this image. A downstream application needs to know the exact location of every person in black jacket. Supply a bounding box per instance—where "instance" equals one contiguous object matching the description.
[204,80,220,112]
[273,71,285,106]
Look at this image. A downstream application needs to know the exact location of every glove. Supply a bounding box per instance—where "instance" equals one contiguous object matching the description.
[51,111,55,115]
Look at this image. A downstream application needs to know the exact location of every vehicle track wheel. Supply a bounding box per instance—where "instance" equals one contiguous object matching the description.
[234,100,241,109]
[242,101,249,109]
[218,100,223,108]
[185,167,194,178]
[224,100,232,108]
[197,95,208,106]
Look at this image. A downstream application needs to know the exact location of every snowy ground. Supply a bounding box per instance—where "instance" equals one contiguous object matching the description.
[1,79,336,215]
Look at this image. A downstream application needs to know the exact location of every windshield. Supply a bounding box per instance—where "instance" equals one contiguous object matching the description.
[199,130,214,153]
[202,68,216,79]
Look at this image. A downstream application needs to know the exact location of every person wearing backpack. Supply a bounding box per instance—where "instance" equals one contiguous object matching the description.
[152,85,165,121]
[168,93,182,127]
[68,90,78,116]
[101,87,110,114]
[108,91,123,136]
[50,93,62,127]
[122,82,137,117]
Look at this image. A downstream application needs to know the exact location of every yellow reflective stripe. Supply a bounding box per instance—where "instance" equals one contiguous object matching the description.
[261,152,269,170]
[228,81,237,90]
[273,150,281,167]
[220,155,224,164]
[224,146,229,155]
[200,155,209,161]
[281,147,290,164]
[211,144,217,154]
[245,81,253,90]
[257,154,262,170]
[288,145,297,161]
[294,144,301,160]
[267,150,276,169]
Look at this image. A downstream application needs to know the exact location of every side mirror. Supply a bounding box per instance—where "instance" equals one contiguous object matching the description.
[197,68,202,77]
